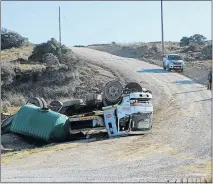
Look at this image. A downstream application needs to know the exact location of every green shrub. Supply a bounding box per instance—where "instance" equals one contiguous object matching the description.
[1,28,29,50]
[201,44,212,60]
[10,95,26,106]
[1,62,16,86]
[29,38,69,62]
[42,53,59,66]
[180,34,207,47]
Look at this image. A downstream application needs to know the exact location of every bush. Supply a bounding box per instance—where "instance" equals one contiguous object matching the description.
[29,38,69,62]
[1,27,29,50]
[42,53,59,66]
[180,37,190,47]
[59,50,80,68]
[150,45,158,52]
[201,44,212,60]
[73,45,85,47]
[11,96,26,106]
[183,45,196,52]
[189,34,207,45]
[1,101,10,113]
[1,62,16,86]
[180,34,207,47]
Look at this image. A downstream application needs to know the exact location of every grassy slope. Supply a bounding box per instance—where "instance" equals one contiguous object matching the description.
[1,46,118,115]
[1,45,33,62]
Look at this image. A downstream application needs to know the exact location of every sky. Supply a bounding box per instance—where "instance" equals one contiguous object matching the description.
[1,1,211,46]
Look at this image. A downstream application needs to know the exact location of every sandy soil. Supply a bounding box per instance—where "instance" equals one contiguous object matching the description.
[1,47,211,182]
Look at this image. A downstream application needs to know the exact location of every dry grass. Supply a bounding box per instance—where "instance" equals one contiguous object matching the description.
[1,45,33,62]
[19,63,46,71]
[190,60,212,70]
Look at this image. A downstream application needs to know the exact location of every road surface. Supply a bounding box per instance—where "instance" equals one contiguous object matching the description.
[1,47,211,182]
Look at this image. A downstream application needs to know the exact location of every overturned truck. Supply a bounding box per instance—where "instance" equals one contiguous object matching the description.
[2,80,154,143]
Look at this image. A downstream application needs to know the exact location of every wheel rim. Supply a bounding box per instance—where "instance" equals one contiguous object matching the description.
[103,80,123,102]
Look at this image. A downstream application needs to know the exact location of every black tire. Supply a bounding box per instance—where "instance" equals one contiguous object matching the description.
[103,80,123,103]
[39,98,48,108]
[49,100,63,112]
[180,69,183,72]
[26,97,43,108]
[125,82,142,92]
[86,94,98,106]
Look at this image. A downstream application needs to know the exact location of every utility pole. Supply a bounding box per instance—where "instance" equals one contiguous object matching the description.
[161,0,165,56]
[59,6,62,46]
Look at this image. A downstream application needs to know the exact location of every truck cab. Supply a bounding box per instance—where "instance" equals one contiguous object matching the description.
[163,54,184,72]
[103,90,153,137]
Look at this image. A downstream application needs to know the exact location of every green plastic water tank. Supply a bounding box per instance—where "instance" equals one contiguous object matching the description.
[10,104,70,142]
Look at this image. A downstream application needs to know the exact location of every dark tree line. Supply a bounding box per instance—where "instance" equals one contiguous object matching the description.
[180,34,207,46]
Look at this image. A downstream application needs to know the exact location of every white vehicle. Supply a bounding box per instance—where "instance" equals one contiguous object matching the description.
[103,90,153,137]
[163,54,184,72]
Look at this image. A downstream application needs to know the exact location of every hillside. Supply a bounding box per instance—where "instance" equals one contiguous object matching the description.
[87,41,212,67]
[1,30,212,114]
[1,29,117,114]
[85,37,212,84]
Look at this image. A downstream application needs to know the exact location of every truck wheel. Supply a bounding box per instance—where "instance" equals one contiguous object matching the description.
[180,69,183,72]
[163,66,166,70]
[49,100,63,112]
[103,80,123,103]
[125,82,142,93]
[39,98,48,108]
[26,97,43,108]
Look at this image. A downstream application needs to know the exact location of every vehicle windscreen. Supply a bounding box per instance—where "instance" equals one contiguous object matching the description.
[168,55,182,60]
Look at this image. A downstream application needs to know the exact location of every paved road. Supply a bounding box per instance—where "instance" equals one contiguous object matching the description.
[1,48,211,182]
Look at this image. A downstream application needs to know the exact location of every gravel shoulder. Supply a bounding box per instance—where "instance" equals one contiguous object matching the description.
[1,47,211,182]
